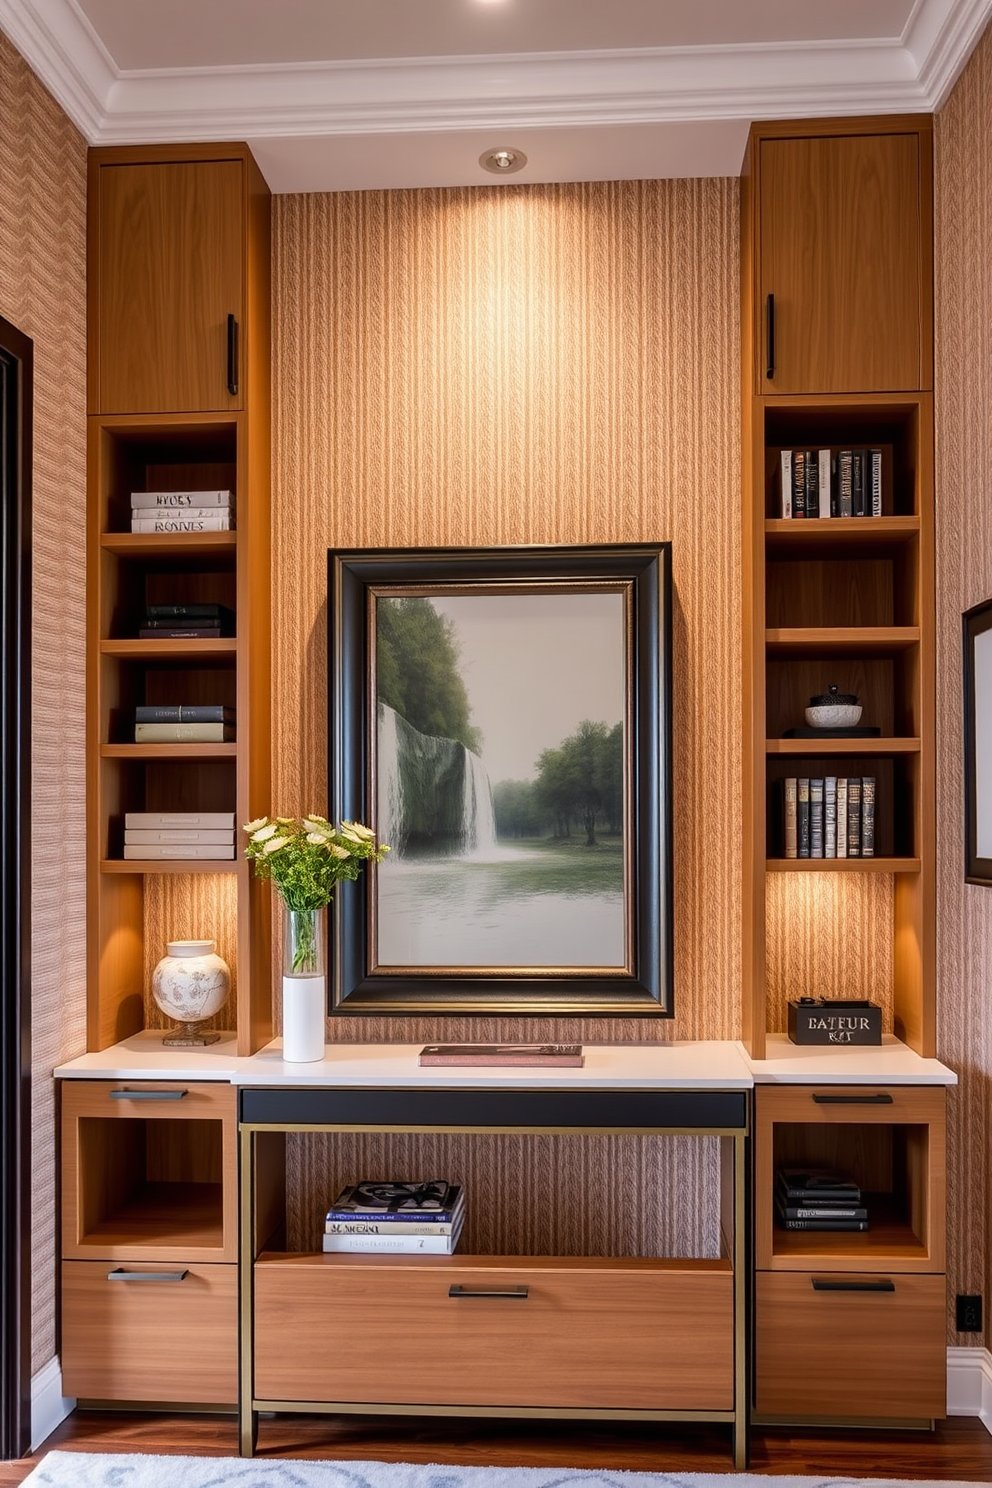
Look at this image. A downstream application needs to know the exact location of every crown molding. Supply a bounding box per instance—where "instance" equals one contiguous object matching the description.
[2,0,991,184]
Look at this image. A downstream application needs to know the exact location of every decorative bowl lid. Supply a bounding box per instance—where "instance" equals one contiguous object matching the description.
[809,683,858,707]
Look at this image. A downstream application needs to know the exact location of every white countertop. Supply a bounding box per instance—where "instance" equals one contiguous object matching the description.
[54,1032,956,1088]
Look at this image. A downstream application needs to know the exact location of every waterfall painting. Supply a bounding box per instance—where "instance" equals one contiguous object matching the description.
[328,545,673,1016]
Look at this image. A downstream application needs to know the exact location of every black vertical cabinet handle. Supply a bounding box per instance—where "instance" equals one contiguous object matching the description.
[765,293,775,379]
[227,313,239,396]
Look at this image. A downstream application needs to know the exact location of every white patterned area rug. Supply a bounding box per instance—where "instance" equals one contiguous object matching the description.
[18,1454,989,1488]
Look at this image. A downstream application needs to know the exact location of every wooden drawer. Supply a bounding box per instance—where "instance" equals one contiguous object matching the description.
[254,1253,735,1411]
[755,1271,946,1419]
[61,1260,238,1404]
[62,1080,237,1262]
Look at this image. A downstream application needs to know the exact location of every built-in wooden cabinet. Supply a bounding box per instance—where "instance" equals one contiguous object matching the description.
[88,147,269,415]
[86,144,272,1056]
[744,119,933,395]
[753,1083,946,1421]
[60,1080,238,1404]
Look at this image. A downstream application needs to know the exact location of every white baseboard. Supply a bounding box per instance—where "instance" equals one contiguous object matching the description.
[30,1357,75,1451]
[946,1345,992,1434]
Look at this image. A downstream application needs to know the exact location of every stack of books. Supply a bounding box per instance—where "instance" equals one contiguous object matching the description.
[134,704,235,744]
[775,1166,868,1232]
[323,1180,465,1254]
[782,776,876,859]
[778,448,883,518]
[123,811,237,860]
[131,489,235,533]
[138,603,235,639]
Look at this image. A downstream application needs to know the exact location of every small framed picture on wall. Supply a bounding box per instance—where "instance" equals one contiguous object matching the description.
[963,596,992,886]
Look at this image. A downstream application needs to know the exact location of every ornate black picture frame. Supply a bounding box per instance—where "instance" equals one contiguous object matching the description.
[327,544,673,1016]
[964,596,992,887]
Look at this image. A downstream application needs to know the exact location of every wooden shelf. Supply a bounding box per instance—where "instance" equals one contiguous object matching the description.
[76,1181,226,1253]
[101,532,237,559]
[767,738,921,755]
[100,743,238,759]
[765,516,919,558]
[767,857,920,873]
[766,627,920,655]
[100,639,237,659]
[767,1194,928,1270]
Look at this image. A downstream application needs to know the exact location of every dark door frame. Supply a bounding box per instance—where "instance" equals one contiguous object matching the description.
[0,311,33,1460]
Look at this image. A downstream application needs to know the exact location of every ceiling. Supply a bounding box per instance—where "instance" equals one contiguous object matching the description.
[1,0,990,192]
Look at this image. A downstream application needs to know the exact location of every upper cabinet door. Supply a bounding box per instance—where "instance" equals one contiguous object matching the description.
[94,159,245,414]
[755,128,932,395]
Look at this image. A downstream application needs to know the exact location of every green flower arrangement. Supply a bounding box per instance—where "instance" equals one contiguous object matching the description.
[243,814,388,972]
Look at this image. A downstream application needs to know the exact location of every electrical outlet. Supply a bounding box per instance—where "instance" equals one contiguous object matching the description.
[956,1294,983,1332]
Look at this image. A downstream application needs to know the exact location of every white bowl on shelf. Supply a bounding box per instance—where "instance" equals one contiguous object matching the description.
[805,702,863,728]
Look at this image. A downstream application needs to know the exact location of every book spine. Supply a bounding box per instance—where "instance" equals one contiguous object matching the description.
[792,448,807,518]
[131,507,232,521]
[861,775,876,857]
[784,777,798,859]
[130,490,233,507]
[809,778,824,858]
[134,705,234,723]
[776,1185,862,1202]
[134,722,235,742]
[321,1229,462,1253]
[779,1205,868,1221]
[852,448,866,517]
[138,628,223,639]
[124,813,235,828]
[145,604,233,618]
[838,450,853,517]
[847,777,862,857]
[804,448,819,518]
[818,448,834,518]
[324,1218,460,1235]
[797,778,810,858]
[131,516,232,532]
[122,844,236,859]
[776,1216,869,1231]
[779,450,793,518]
[870,448,883,516]
[824,776,837,858]
[836,777,848,858]
[124,829,236,845]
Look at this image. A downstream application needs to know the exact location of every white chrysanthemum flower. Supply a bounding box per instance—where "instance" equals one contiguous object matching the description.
[243,816,268,834]
[251,822,279,842]
[328,843,351,859]
[305,832,325,846]
[340,820,374,841]
[262,835,289,854]
[303,818,328,834]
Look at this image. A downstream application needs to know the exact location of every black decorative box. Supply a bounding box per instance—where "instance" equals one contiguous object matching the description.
[788,998,882,1046]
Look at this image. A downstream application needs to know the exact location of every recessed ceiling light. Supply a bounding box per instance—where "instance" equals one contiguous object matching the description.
[479,148,527,175]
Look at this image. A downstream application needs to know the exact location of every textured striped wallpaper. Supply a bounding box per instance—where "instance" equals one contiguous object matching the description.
[272,180,743,1048]
[0,31,88,1372]
[935,22,992,1347]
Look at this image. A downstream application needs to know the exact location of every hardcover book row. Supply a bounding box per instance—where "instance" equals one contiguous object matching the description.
[782,776,876,859]
[130,489,235,533]
[778,448,884,519]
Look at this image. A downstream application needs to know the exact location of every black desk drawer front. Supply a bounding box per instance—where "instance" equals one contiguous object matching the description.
[239,1085,748,1131]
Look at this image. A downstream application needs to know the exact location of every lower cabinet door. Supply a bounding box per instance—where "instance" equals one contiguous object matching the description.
[755,1271,946,1419]
[254,1254,735,1410]
[61,1260,238,1404]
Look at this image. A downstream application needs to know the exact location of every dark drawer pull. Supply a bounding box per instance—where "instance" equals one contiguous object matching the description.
[448,1285,528,1300]
[812,1092,893,1104]
[109,1088,188,1100]
[108,1268,189,1283]
[227,313,239,395]
[765,292,775,379]
[812,1277,895,1293]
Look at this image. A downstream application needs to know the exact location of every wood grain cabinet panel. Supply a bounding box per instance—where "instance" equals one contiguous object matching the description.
[752,124,932,395]
[61,1260,237,1404]
[254,1254,735,1411]
[755,1271,945,1419]
[93,157,244,414]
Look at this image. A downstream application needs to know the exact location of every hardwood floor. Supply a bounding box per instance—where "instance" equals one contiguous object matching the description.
[1,1411,990,1484]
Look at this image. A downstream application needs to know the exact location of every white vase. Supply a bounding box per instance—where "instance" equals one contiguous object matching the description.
[151,939,230,1046]
[281,906,326,1063]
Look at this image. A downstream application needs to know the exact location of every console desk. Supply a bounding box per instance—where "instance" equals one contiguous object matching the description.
[56,1038,955,1470]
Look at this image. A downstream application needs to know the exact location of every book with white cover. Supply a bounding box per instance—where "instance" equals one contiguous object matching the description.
[131,516,232,533]
[130,490,233,507]
[124,829,235,845]
[122,843,235,859]
[321,1215,464,1254]
[132,507,233,521]
[125,812,235,829]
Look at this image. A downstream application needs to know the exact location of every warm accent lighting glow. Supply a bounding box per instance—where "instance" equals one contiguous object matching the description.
[479,147,527,175]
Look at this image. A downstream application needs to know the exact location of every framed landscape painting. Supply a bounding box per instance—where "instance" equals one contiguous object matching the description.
[327,544,673,1016]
